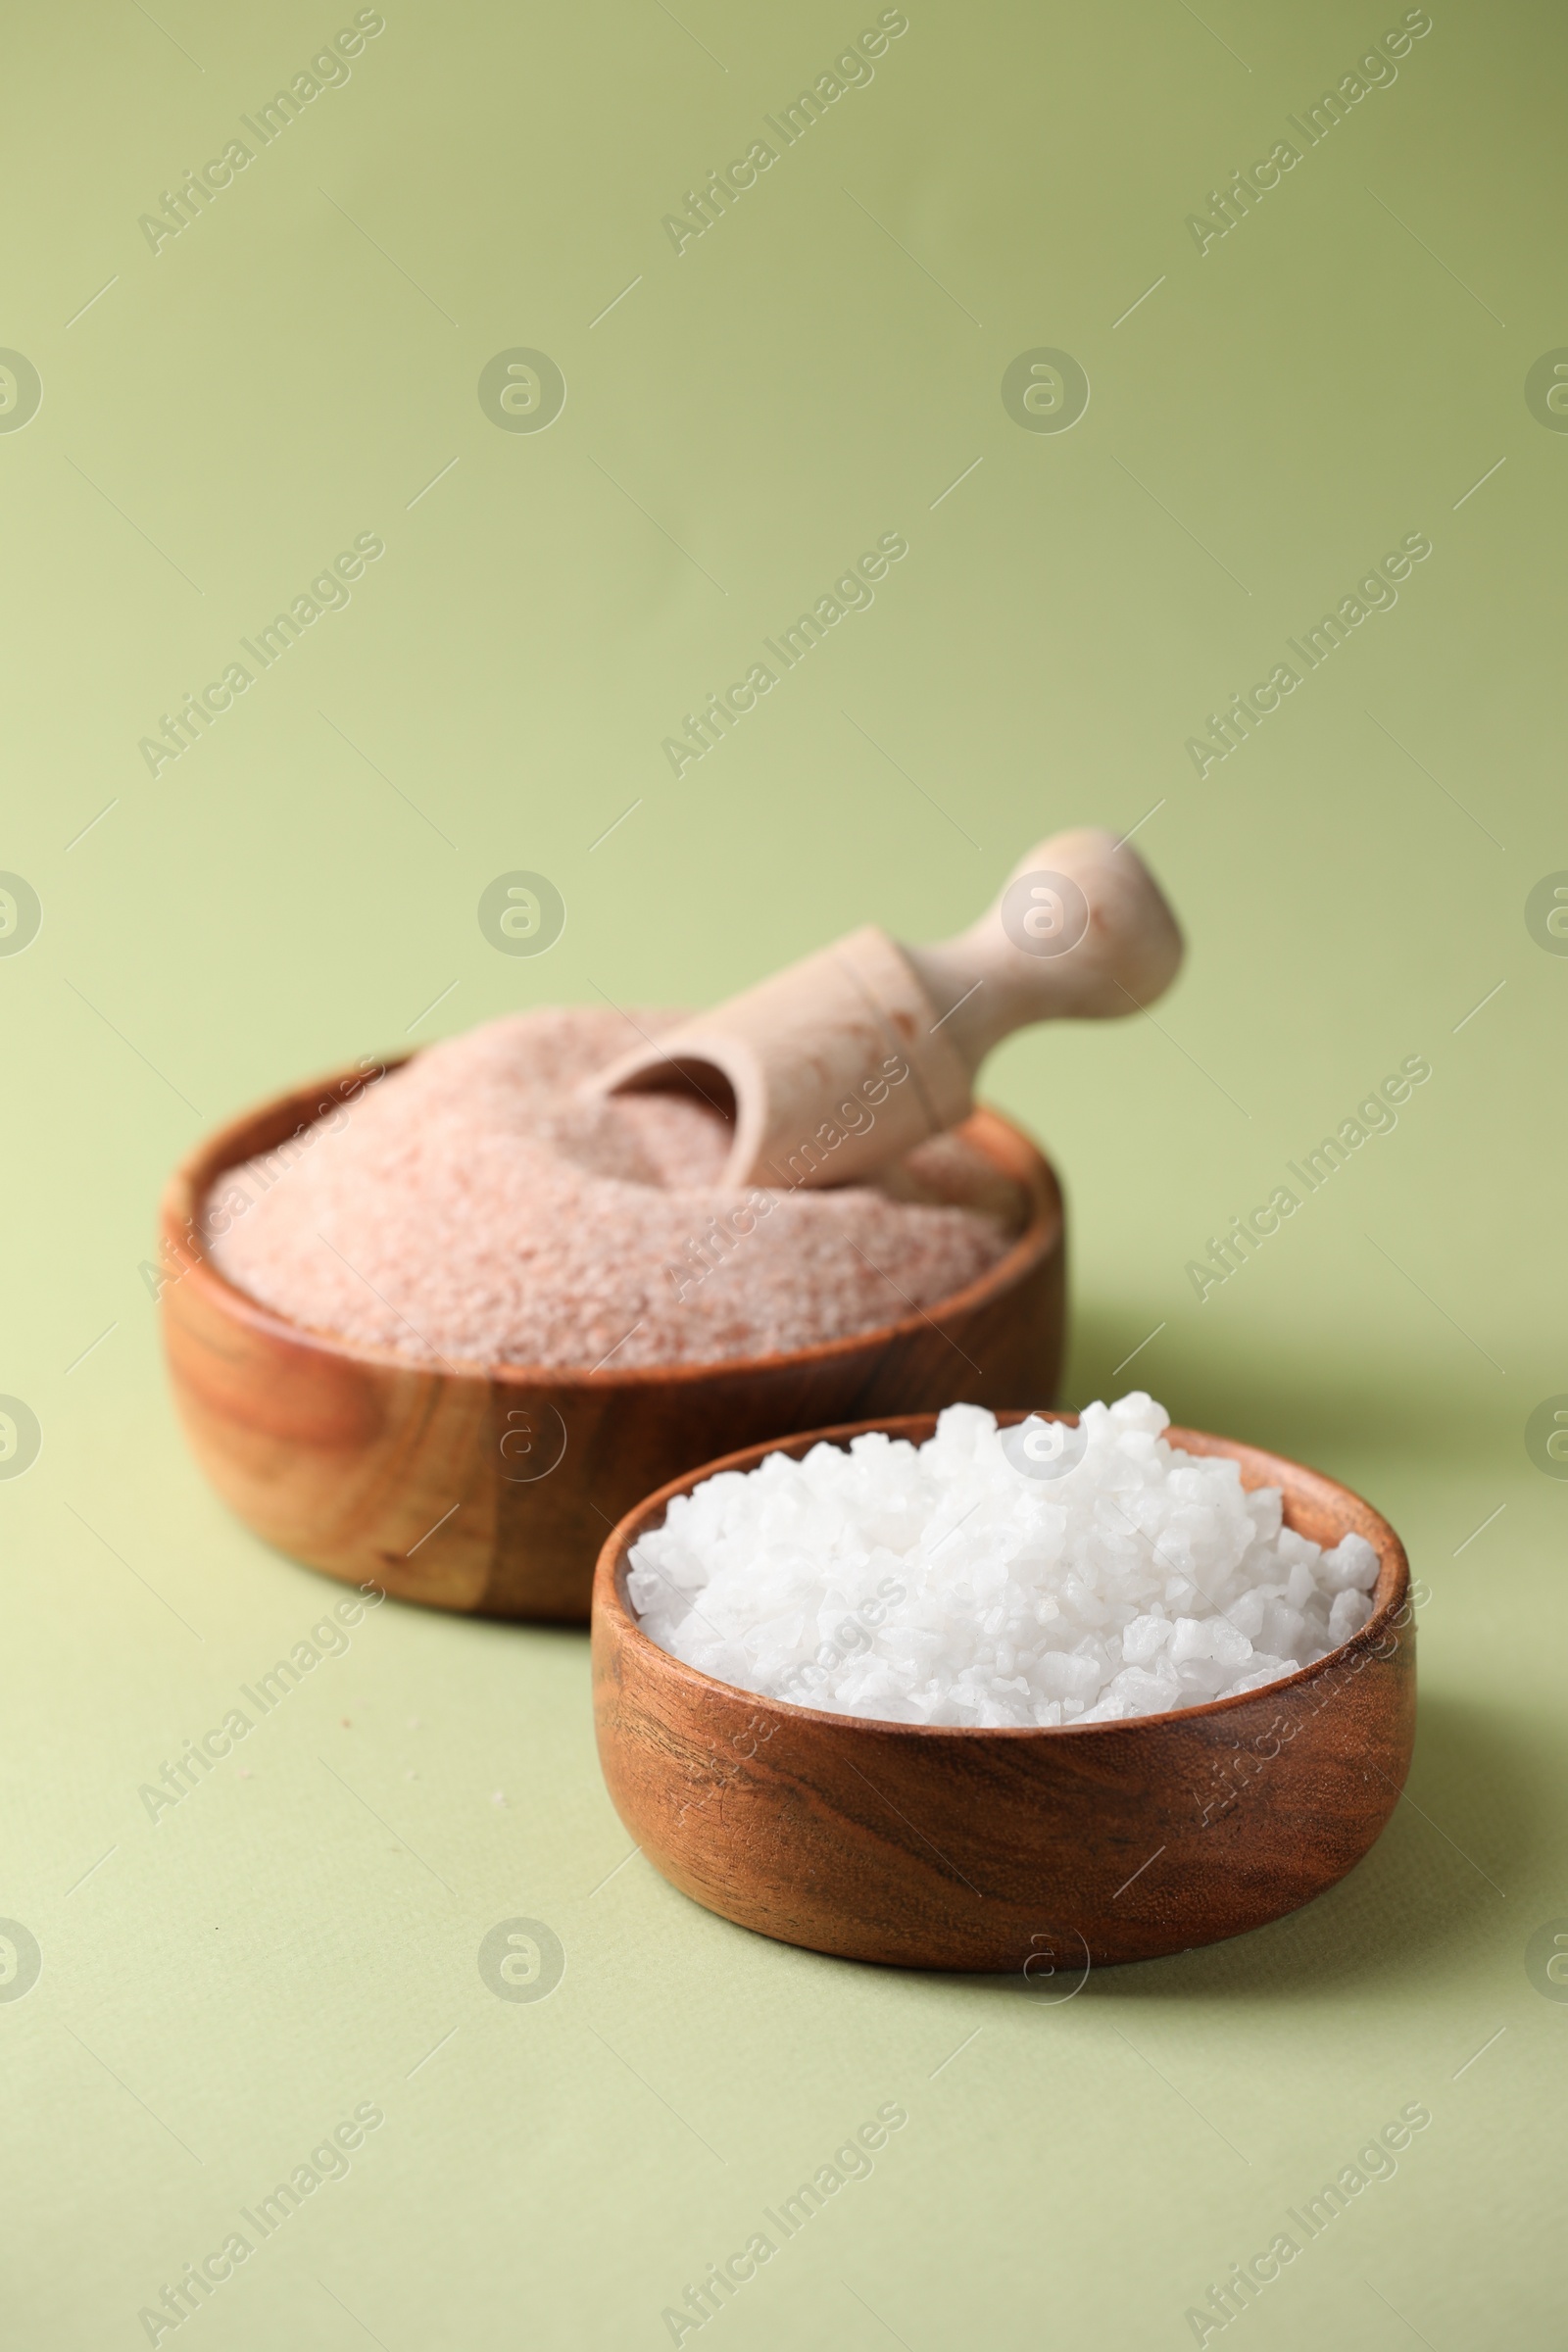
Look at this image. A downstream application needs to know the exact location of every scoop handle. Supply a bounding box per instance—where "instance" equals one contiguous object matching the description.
[903,826,1184,1074]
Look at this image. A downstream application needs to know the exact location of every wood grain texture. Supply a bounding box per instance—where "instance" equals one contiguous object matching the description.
[592,1415,1416,1970]
[159,1060,1066,1621]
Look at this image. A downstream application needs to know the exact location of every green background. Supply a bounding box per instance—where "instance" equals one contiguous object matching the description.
[4,0,1563,2342]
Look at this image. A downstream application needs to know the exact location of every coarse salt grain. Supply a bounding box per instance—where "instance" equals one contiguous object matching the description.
[626,1395,1382,1728]
[206,1008,1019,1371]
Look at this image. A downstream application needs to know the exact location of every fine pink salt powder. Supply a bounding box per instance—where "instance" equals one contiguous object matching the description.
[205,1008,1024,1372]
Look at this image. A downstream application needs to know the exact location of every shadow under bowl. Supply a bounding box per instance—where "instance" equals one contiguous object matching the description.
[159,1057,1066,1621]
[592,1413,1416,1970]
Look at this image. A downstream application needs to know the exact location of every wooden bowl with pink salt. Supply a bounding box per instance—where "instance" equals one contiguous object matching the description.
[157,1022,1065,1621]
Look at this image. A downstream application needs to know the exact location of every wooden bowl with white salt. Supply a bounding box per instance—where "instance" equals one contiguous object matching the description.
[592,1413,1416,1971]
[159,1059,1065,1622]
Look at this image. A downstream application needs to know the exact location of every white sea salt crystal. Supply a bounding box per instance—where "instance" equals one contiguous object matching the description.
[627,1396,1387,1729]
[1328,1588,1375,1645]
[1122,1614,1173,1668]
[1317,1532,1380,1593]
[1225,1588,1269,1642]
[1284,1551,1319,1610]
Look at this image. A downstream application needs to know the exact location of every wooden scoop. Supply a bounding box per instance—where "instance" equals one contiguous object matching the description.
[589,826,1183,1189]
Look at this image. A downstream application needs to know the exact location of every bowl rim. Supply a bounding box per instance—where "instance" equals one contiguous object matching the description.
[593,1409,1413,1740]
[161,1053,1064,1391]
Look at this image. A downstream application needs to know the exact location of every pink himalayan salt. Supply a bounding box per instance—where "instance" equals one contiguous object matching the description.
[206,1008,1023,1372]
